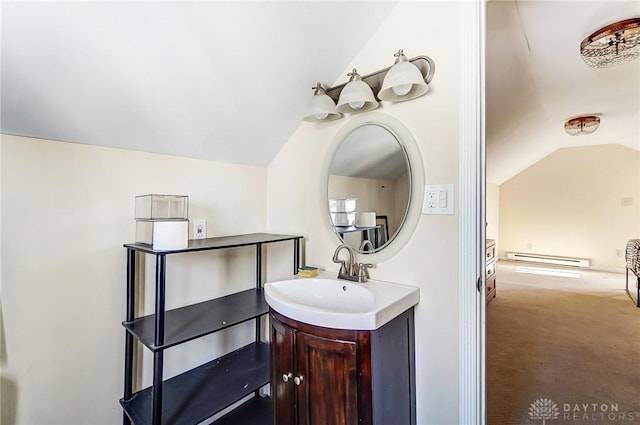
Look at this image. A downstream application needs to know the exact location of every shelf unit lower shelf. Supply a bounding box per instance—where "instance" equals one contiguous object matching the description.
[121,342,270,425]
[123,288,269,351]
[211,396,271,425]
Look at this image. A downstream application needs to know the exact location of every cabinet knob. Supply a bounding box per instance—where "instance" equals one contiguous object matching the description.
[294,375,304,386]
[282,373,292,383]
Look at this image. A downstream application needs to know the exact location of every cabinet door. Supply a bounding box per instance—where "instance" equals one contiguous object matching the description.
[295,331,358,425]
[271,317,296,425]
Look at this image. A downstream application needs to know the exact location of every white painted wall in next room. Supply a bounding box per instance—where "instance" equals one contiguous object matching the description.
[498,144,640,270]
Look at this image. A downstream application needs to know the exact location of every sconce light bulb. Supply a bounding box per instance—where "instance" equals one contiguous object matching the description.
[392,83,412,96]
[349,100,365,110]
[314,113,329,120]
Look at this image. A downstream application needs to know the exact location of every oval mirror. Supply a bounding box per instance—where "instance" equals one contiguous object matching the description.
[326,120,411,254]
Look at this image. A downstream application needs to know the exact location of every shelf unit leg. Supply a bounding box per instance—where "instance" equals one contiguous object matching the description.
[152,254,167,425]
[152,351,164,425]
[255,243,262,344]
[293,238,300,273]
[123,248,136,425]
[255,243,262,289]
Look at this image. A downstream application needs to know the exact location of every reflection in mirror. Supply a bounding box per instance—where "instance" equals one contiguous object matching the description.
[328,124,410,254]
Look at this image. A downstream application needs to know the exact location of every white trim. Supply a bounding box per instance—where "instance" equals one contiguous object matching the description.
[459,1,485,424]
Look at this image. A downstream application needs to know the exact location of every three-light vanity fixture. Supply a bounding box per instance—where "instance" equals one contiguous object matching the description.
[303,49,435,123]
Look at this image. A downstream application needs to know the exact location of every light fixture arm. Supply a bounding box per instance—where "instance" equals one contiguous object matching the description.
[324,55,435,103]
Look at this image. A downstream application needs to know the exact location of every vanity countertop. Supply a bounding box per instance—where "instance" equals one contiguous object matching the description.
[265,271,420,330]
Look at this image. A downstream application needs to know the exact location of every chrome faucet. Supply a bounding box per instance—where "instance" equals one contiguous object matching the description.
[332,243,354,277]
[332,243,373,283]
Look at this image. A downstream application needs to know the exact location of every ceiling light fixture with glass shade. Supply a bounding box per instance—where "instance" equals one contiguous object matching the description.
[303,49,435,123]
[564,115,601,136]
[580,18,640,68]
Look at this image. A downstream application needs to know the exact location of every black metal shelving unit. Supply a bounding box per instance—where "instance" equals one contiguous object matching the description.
[121,233,302,425]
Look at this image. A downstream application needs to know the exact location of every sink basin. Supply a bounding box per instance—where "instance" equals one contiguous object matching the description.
[265,278,375,313]
[264,275,419,330]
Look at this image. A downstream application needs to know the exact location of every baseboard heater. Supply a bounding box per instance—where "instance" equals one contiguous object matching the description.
[507,252,590,268]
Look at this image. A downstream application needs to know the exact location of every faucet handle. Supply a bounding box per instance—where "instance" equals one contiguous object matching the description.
[358,263,373,281]
[339,261,349,276]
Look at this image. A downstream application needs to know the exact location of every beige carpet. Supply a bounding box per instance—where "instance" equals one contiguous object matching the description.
[487,261,640,425]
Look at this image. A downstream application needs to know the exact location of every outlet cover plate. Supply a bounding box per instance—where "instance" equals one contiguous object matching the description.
[423,184,454,215]
[193,219,207,239]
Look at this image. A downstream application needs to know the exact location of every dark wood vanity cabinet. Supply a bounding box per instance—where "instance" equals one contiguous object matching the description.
[270,308,415,425]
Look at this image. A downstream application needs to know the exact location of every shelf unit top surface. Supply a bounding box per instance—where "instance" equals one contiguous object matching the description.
[124,232,302,254]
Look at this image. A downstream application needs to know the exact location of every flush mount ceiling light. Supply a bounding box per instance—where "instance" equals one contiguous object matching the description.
[304,50,435,123]
[564,115,600,136]
[580,18,640,68]
[336,69,379,114]
[378,49,429,102]
[303,83,342,123]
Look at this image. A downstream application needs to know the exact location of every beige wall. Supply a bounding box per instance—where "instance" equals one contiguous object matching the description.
[267,2,461,423]
[499,144,640,270]
[1,135,273,424]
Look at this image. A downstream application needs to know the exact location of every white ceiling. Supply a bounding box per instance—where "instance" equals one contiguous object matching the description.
[0,1,396,166]
[487,0,640,184]
[2,1,639,184]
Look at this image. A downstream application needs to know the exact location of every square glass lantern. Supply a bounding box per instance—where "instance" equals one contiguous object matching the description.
[328,198,358,213]
[330,212,357,226]
[135,194,188,220]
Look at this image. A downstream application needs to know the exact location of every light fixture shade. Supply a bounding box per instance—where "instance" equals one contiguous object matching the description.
[336,69,378,114]
[564,115,600,135]
[580,18,640,68]
[379,50,429,102]
[303,83,342,122]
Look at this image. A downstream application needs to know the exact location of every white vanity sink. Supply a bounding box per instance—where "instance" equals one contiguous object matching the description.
[264,275,419,330]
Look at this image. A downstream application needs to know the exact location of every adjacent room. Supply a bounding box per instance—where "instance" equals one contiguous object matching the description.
[485,2,640,424]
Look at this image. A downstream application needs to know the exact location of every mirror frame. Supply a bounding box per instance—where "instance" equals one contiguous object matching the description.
[320,112,425,263]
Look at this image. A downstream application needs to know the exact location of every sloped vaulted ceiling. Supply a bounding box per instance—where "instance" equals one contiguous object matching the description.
[1,1,397,166]
[6,1,638,180]
[487,0,640,185]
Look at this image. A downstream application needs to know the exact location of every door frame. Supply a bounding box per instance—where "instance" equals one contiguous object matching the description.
[458,1,486,424]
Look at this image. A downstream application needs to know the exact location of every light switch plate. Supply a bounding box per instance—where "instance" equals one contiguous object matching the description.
[422,184,454,215]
